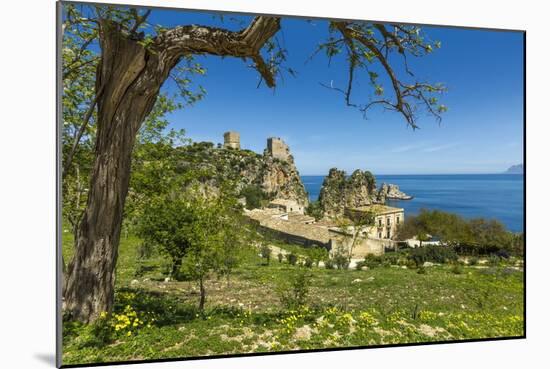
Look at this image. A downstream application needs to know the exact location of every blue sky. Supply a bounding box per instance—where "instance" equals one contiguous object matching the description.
[147,9,524,175]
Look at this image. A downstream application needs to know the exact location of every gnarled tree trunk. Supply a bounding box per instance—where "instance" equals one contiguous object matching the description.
[63,20,173,322]
[63,17,281,322]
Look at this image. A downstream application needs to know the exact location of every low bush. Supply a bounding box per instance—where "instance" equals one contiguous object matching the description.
[363,254,384,269]
[355,260,366,270]
[278,270,312,310]
[334,254,350,270]
[488,255,501,267]
[409,245,458,266]
[286,252,298,266]
[451,263,463,275]
[324,258,335,269]
[260,244,271,265]
[332,246,350,270]
[383,253,400,265]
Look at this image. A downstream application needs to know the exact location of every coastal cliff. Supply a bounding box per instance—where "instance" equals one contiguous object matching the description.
[176,141,308,206]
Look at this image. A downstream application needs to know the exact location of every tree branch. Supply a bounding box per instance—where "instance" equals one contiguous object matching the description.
[63,84,105,176]
[334,21,416,128]
[154,16,281,87]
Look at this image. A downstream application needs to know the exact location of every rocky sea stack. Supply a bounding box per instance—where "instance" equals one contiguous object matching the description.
[318,168,379,217]
[317,168,413,217]
[378,183,413,200]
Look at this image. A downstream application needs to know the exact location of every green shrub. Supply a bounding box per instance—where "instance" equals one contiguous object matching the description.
[305,201,324,221]
[417,266,427,274]
[278,270,312,309]
[364,254,384,268]
[260,244,271,265]
[307,246,329,267]
[277,252,283,263]
[409,245,458,266]
[286,252,298,266]
[137,241,155,260]
[406,259,417,269]
[469,256,479,266]
[451,263,463,274]
[324,258,335,269]
[240,185,267,210]
[87,313,116,346]
[488,254,501,266]
[304,257,314,268]
[383,253,400,265]
[334,254,350,270]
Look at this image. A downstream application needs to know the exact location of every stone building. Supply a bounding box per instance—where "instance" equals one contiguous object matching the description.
[328,228,385,257]
[268,198,304,214]
[345,204,404,240]
[267,137,290,161]
[223,131,240,149]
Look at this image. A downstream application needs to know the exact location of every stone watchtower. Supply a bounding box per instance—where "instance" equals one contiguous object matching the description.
[267,137,290,161]
[223,131,240,149]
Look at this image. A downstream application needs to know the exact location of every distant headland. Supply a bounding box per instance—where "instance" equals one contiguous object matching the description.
[504,164,523,174]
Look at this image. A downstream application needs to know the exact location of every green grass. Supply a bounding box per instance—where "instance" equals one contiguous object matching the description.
[62,229,524,365]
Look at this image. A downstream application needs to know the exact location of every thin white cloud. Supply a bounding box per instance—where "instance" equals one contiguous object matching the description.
[422,143,459,153]
[389,143,427,153]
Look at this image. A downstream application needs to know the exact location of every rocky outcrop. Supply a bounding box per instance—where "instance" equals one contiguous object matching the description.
[318,168,378,217]
[175,141,308,206]
[261,155,308,205]
[377,183,413,200]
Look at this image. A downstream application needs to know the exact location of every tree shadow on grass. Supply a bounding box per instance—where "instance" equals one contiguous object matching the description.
[115,287,286,328]
[115,287,200,327]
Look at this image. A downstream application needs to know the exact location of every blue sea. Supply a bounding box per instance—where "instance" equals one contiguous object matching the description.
[301,174,524,232]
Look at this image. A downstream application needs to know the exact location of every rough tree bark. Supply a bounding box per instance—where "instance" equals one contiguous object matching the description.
[63,16,281,322]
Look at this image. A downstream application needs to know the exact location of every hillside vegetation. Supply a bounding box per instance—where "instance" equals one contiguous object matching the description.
[62,230,524,365]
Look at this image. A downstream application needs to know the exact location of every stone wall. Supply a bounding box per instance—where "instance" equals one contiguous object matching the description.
[328,230,385,257]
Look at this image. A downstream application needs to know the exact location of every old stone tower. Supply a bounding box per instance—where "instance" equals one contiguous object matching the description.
[267,137,290,161]
[223,131,240,149]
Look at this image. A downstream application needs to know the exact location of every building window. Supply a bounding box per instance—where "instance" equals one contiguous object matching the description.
[378,232,382,239]
[397,216,400,224]
[378,218,382,227]
[387,230,391,239]
[386,218,391,226]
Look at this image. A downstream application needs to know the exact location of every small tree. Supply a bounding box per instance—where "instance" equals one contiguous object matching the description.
[278,269,312,310]
[139,185,250,311]
[336,210,375,266]
[137,195,194,277]
[181,194,251,311]
[305,201,324,221]
[286,253,298,266]
[260,244,272,265]
[307,246,329,267]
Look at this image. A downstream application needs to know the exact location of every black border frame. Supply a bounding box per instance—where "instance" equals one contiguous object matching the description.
[56,1,527,367]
